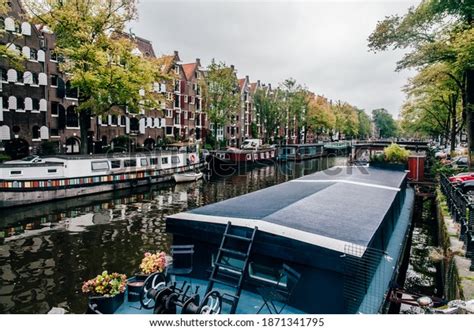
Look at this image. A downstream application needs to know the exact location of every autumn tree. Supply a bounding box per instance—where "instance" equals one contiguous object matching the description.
[25,0,168,154]
[333,101,359,140]
[306,95,336,141]
[0,0,28,69]
[368,0,474,162]
[402,62,463,150]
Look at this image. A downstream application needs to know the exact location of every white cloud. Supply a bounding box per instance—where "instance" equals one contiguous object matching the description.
[131,0,420,116]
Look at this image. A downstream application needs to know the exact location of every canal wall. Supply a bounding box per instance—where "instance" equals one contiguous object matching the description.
[437,190,474,300]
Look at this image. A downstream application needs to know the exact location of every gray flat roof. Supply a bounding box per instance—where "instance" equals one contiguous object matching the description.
[168,166,407,254]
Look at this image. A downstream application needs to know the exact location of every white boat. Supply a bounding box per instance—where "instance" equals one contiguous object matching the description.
[0,150,202,207]
[173,172,203,183]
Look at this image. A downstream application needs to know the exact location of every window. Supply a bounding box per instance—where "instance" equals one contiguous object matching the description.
[51,101,59,115]
[30,48,37,61]
[140,158,148,166]
[174,80,180,92]
[17,70,23,83]
[171,156,180,164]
[166,126,173,135]
[111,160,121,169]
[165,109,172,118]
[91,161,109,171]
[174,94,180,108]
[31,72,38,85]
[17,96,24,110]
[150,158,158,165]
[48,169,57,173]
[32,126,40,139]
[10,170,22,176]
[0,68,6,81]
[124,159,136,167]
[50,50,57,62]
[183,111,188,119]
[174,115,180,125]
[196,98,200,110]
[50,128,59,137]
[120,116,126,126]
[184,95,188,103]
[111,115,118,125]
[33,98,40,111]
[161,157,168,165]
[51,74,58,87]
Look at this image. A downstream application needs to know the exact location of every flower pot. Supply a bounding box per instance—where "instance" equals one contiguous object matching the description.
[134,273,150,282]
[370,161,407,171]
[127,279,145,302]
[87,291,124,314]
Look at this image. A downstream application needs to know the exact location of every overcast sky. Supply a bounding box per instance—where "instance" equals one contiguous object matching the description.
[130,0,420,117]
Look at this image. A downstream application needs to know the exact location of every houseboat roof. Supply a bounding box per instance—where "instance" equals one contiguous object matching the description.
[167,166,408,255]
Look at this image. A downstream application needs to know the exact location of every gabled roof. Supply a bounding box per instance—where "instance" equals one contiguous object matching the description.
[182,62,197,80]
[238,78,246,90]
[112,31,156,58]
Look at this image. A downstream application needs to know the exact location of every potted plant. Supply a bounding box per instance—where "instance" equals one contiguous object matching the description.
[370,143,410,171]
[127,251,170,302]
[82,271,127,314]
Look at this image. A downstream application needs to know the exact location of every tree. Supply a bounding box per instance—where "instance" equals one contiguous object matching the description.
[0,0,28,69]
[202,60,240,148]
[402,62,463,150]
[357,109,372,140]
[253,87,283,144]
[372,108,398,138]
[280,78,308,143]
[306,95,336,141]
[25,0,168,154]
[333,101,359,140]
[368,0,474,163]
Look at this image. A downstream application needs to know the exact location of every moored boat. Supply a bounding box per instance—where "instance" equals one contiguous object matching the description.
[0,149,202,208]
[277,143,325,161]
[173,171,203,183]
[207,139,277,174]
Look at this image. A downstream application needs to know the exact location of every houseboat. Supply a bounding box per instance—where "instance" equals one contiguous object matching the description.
[277,143,325,161]
[207,139,277,174]
[163,166,414,314]
[0,149,201,208]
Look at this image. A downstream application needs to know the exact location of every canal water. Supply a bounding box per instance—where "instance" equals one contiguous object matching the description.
[0,157,345,314]
[400,196,442,313]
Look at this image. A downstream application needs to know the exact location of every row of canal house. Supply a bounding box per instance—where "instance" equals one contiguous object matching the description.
[0,0,315,159]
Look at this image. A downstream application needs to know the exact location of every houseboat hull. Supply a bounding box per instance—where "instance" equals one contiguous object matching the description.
[166,166,415,313]
[0,151,202,208]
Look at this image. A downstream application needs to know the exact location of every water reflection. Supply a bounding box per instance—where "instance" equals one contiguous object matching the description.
[0,157,343,314]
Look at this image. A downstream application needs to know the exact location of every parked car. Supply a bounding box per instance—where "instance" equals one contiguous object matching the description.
[449,172,474,183]
[451,156,469,169]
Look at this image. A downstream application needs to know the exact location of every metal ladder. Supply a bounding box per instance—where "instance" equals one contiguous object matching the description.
[206,221,258,314]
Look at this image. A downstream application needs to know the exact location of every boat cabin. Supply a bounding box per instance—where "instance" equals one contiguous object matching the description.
[277,143,324,161]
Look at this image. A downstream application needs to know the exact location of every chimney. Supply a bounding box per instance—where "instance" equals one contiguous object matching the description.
[245,75,249,81]
[230,64,235,71]
[257,80,260,87]
[196,58,201,66]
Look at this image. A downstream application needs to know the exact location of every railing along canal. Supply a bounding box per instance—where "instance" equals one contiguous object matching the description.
[440,174,474,269]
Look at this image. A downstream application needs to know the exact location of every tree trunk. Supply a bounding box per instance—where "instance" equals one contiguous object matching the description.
[79,110,90,154]
[213,123,218,150]
[466,69,474,168]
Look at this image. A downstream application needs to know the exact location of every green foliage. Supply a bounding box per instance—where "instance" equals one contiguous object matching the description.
[39,141,58,156]
[357,109,372,139]
[253,88,283,143]
[0,153,11,163]
[333,101,359,138]
[203,60,240,147]
[383,143,410,163]
[372,108,398,138]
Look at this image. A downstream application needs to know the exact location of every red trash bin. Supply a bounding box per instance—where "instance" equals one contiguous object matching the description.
[408,155,425,181]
